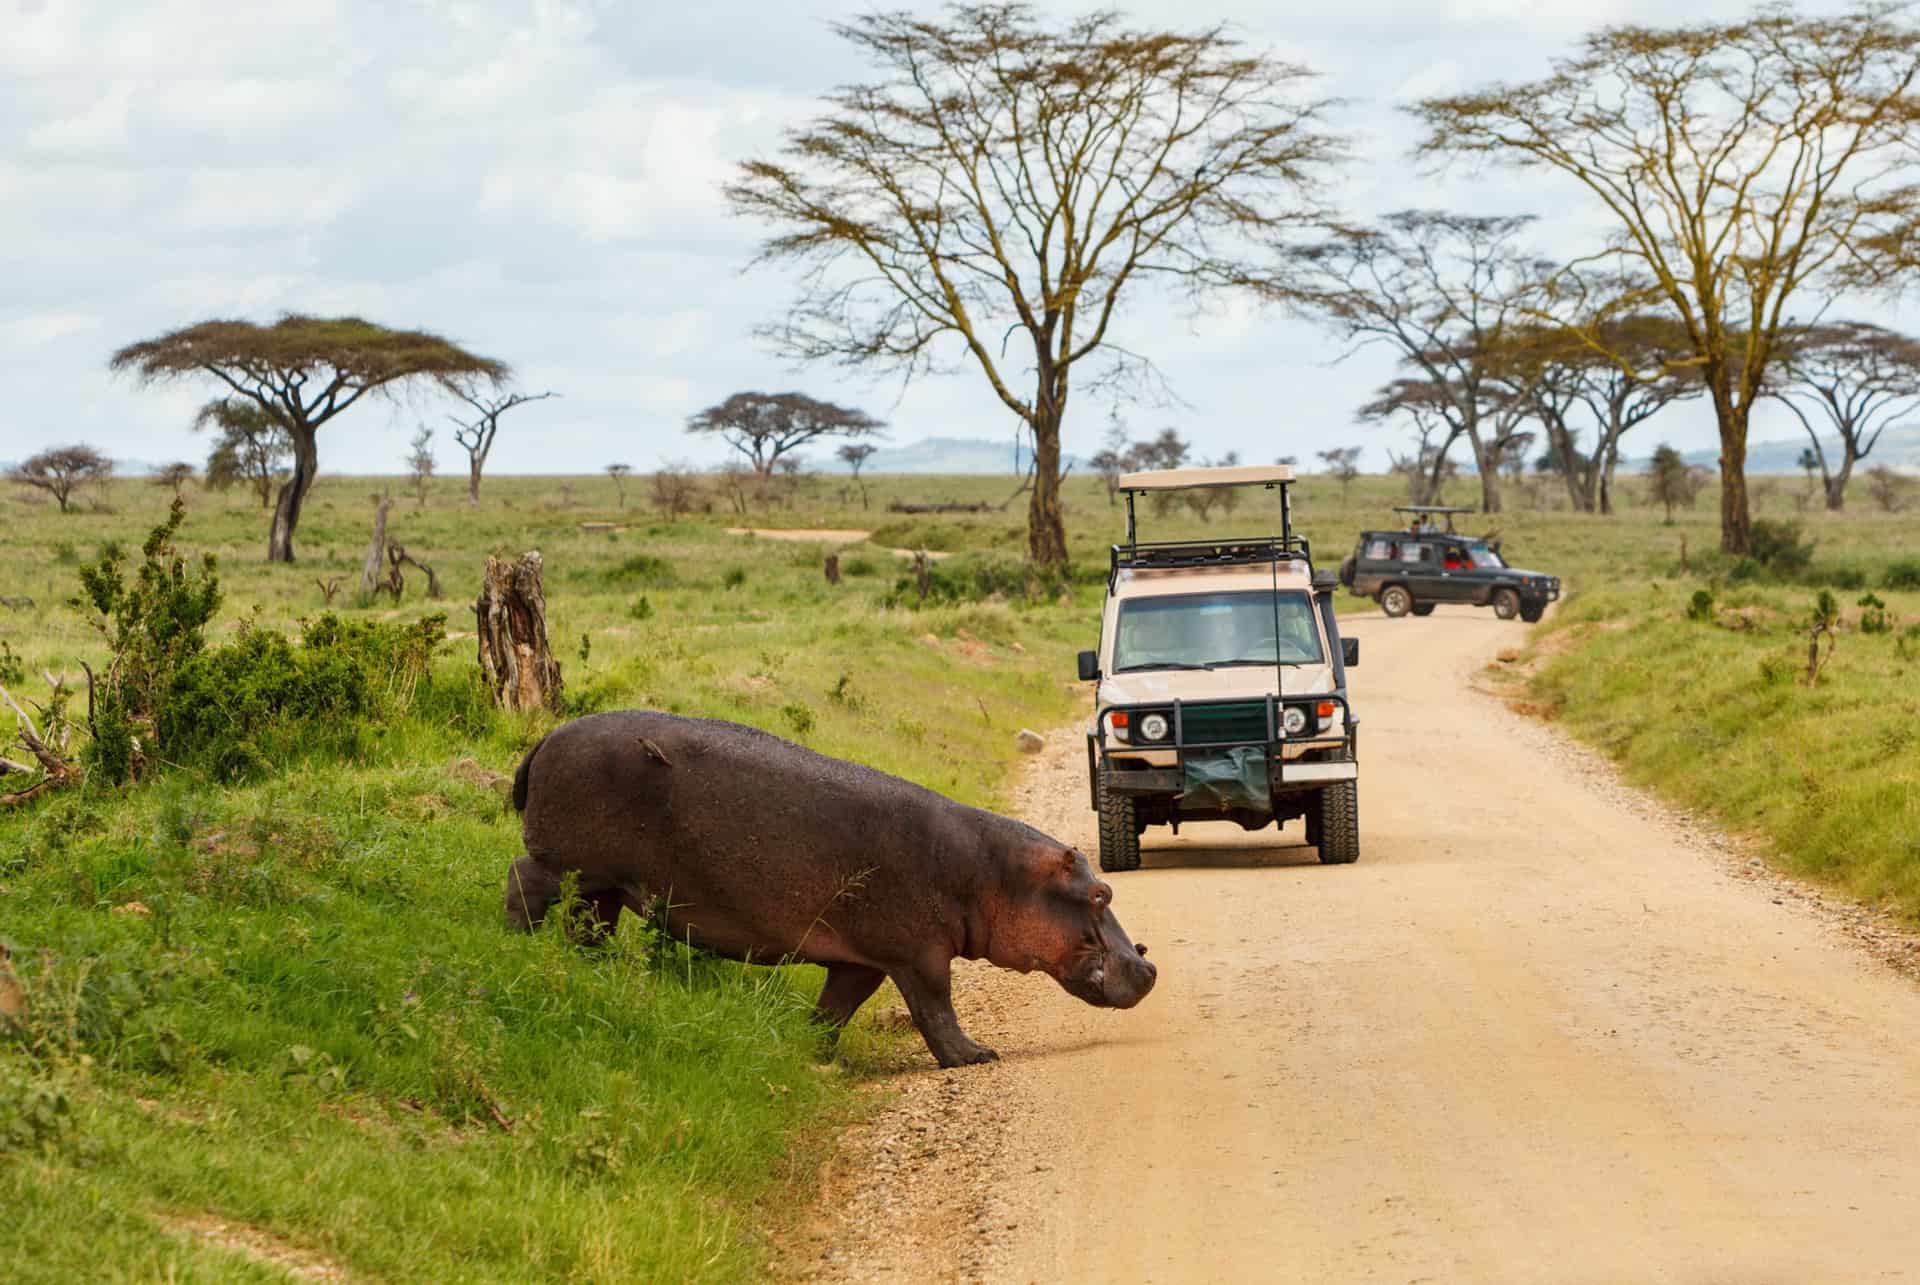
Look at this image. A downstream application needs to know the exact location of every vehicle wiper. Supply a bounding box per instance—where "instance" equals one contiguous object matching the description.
[1206,657,1312,669]
[1113,662,1210,672]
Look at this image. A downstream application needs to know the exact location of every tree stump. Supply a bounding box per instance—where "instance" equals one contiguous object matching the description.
[474,552,565,714]
[360,495,392,596]
[824,554,841,585]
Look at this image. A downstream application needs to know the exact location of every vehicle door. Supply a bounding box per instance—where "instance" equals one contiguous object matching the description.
[1397,541,1446,601]
[1429,538,1479,603]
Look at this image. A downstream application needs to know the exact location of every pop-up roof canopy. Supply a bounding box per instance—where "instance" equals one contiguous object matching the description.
[1119,464,1295,491]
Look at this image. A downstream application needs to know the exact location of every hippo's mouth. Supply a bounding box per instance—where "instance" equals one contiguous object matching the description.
[1058,949,1155,1009]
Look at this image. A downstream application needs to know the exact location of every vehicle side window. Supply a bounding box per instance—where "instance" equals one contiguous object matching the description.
[1399,543,1428,563]
[1366,539,1394,560]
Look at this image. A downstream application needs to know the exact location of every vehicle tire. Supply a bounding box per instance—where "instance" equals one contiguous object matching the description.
[1338,554,1356,589]
[1096,770,1142,872]
[1410,602,1436,617]
[1310,781,1360,864]
[1380,584,1413,618]
[1520,602,1545,623]
[1491,588,1521,620]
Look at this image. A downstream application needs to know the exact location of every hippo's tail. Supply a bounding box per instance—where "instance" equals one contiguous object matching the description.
[511,734,550,813]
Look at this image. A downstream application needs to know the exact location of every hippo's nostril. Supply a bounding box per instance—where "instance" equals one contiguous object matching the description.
[1135,943,1148,958]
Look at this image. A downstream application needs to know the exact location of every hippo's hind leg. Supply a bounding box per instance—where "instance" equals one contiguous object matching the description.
[813,964,886,1034]
[889,959,998,1069]
[504,856,563,931]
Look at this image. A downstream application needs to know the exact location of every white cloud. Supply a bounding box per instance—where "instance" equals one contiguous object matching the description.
[0,312,101,348]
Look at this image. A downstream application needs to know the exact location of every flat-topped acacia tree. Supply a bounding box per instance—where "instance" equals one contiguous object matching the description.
[110,315,507,561]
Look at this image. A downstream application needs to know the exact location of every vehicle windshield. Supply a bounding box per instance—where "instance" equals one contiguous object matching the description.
[1465,543,1505,568]
[1113,591,1324,671]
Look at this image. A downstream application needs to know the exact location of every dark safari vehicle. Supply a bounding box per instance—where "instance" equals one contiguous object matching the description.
[1338,506,1560,622]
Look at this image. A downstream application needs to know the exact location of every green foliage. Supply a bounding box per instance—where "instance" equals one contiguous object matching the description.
[0,639,23,688]
[160,614,445,780]
[1756,653,1795,686]
[629,594,654,621]
[781,700,816,736]
[0,1057,80,1158]
[1748,519,1815,575]
[1859,594,1891,635]
[615,553,677,587]
[722,566,748,591]
[72,498,222,782]
[1686,588,1715,622]
[886,552,1074,608]
[1886,559,1920,591]
[1898,624,1920,662]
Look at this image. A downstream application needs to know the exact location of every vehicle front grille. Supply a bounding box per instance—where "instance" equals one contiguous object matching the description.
[1181,701,1268,745]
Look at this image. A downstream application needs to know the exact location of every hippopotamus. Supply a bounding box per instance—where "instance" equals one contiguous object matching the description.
[504,710,1156,1067]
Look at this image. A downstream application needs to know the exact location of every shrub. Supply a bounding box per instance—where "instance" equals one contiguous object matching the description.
[73,498,222,783]
[629,595,654,621]
[1898,624,1920,662]
[1859,594,1892,635]
[615,554,676,587]
[780,701,815,736]
[1756,654,1795,686]
[0,640,23,688]
[1884,559,1920,591]
[1815,566,1867,591]
[1685,589,1715,622]
[723,567,748,591]
[886,553,1072,608]
[842,557,879,578]
[160,613,445,780]
[1748,519,1814,575]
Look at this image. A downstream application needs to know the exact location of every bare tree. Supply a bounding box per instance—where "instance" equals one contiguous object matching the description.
[406,426,436,507]
[8,445,113,513]
[1296,211,1551,514]
[112,315,506,561]
[1865,463,1914,513]
[444,386,558,505]
[606,462,633,509]
[1769,322,1920,511]
[1359,378,1467,506]
[650,461,704,518]
[197,397,291,507]
[1317,446,1363,501]
[1414,6,1920,553]
[727,7,1345,567]
[151,462,197,495]
[836,442,878,509]
[685,392,882,480]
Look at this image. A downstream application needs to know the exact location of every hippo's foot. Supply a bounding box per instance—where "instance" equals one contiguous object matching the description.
[932,1038,999,1069]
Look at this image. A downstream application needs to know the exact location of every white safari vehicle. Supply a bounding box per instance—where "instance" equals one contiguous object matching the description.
[1076,465,1361,871]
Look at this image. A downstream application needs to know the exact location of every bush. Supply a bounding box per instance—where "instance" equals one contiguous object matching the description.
[0,640,22,688]
[1686,589,1716,622]
[1748,519,1815,575]
[886,553,1073,608]
[723,568,748,591]
[615,554,676,587]
[1859,594,1891,635]
[160,613,445,780]
[1884,559,1920,591]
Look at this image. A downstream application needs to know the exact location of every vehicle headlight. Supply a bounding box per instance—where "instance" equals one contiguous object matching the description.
[1281,705,1309,736]
[1139,713,1170,742]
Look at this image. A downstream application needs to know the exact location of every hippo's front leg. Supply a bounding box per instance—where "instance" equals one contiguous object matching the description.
[889,958,998,1068]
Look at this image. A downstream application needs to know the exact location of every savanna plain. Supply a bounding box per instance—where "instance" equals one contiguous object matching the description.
[1,466,1917,1280]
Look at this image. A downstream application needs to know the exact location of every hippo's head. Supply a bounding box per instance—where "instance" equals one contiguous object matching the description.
[996,845,1156,1009]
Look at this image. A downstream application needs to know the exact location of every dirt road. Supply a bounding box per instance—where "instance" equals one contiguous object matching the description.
[801,606,1920,1283]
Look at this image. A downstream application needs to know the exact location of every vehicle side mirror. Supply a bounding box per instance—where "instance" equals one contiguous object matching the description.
[1311,569,1338,592]
[1077,650,1100,682]
[1342,637,1360,668]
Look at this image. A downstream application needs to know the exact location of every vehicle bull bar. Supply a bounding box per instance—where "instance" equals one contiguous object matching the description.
[1086,694,1359,810]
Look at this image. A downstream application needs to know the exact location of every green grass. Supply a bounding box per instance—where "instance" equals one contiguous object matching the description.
[1,462,1914,1276]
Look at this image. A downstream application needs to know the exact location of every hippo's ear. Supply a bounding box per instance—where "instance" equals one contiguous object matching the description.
[1014,844,1082,887]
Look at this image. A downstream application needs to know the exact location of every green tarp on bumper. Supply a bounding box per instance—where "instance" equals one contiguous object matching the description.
[1181,747,1271,811]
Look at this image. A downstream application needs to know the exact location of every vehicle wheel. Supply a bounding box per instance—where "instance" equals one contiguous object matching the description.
[1520,603,1545,623]
[1380,584,1413,618]
[1096,770,1142,872]
[1410,602,1436,617]
[1337,555,1356,589]
[1309,781,1360,864]
[1491,588,1521,620]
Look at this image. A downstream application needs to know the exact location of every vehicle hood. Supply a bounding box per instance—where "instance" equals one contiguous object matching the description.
[1099,664,1337,709]
[1504,567,1557,581]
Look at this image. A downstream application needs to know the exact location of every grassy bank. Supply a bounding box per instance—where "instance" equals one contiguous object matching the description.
[0,474,1087,1281]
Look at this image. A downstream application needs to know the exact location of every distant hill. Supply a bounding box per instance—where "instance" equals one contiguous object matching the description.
[1667,426,1920,475]
[860,436,1087,475]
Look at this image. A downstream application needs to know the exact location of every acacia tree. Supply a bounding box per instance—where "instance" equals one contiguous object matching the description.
[111,315,506,561]
[726,6,1343,567]
[606,463,633,509]
[405,426,435,507]
[1769,322,1920,511]
[1317,445,1363,501]
[197,398,291,507]
[835,442,878,508]
[1499,313,1699,514]
[151,462,196,495]
[685,392,883,479]
[1359,379,1465,505]
[444,385,557,505]
[1298,212,1553,514]
[1414,6,1920,552]
[1645,444,1705,523]
[7,445,113,512]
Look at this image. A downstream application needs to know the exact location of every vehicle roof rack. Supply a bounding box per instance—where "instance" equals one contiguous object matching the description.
[1110,535,1314,586]
[1120,464,1296,491]
[1390,504,1476,533]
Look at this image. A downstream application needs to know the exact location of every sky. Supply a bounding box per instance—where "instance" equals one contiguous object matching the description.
[2,0,1911,476]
